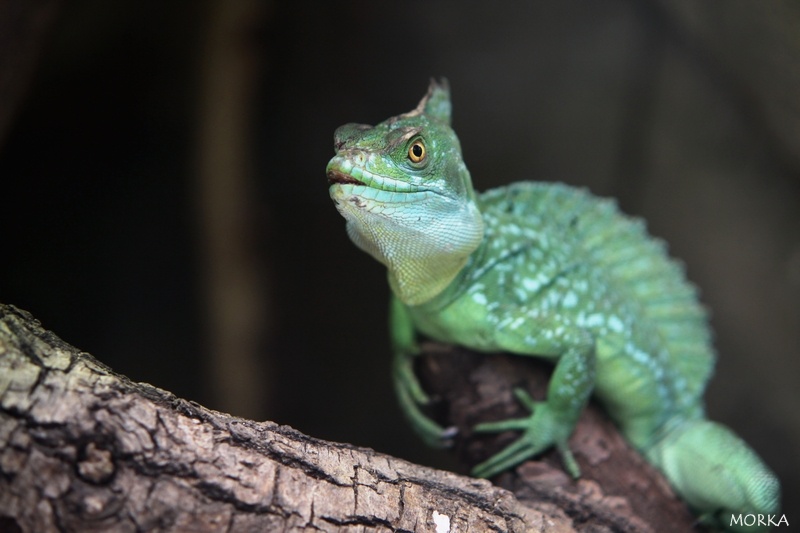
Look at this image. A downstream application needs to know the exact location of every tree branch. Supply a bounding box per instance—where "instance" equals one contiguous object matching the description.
[0,304,560,532]
[416,344,697,532]
[0,304,694,532]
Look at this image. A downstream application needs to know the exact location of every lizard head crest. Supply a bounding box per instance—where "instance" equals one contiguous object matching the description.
[400,78,452,125]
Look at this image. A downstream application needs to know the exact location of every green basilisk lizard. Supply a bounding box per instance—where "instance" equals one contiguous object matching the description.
[326,80,780,531]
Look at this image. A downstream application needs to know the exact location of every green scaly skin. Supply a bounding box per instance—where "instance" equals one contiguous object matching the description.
[326,80,780,531]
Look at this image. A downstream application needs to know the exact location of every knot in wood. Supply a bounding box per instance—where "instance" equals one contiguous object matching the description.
[76,441,115,485]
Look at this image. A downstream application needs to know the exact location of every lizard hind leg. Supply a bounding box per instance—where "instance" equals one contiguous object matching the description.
[646,419,780,532]
[472,389,581,479]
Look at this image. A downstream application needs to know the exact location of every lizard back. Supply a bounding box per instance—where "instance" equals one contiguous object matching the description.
[477,182,715,407]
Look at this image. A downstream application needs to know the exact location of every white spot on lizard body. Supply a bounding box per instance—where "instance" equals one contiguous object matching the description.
[472,292,488,305]
[562,291,578,308]
[522,277,540,292]
[584,313,606,328]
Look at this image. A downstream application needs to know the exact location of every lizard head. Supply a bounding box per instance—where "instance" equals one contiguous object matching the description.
[327,80,484,306]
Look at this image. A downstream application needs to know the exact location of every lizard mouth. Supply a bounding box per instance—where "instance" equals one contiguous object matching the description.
[327,169,365,186]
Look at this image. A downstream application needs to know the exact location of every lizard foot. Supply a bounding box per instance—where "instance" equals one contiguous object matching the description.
[471,388,579,478]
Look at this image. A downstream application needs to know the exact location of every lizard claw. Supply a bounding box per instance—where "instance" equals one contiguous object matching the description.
[393,352,455,448]
[442,425,459,439]
[471,395,580,479]
[472,432,545,478]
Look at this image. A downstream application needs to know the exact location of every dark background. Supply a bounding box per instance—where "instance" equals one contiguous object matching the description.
[2,0,798,514]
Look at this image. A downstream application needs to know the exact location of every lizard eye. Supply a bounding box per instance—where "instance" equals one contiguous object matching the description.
[408,140,426,163]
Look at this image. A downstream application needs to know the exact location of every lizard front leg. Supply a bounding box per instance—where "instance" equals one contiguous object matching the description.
[390,296,453,448]
[472,314,596,478]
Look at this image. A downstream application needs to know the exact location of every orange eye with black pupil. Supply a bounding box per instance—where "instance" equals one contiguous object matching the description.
[408,140,426,163]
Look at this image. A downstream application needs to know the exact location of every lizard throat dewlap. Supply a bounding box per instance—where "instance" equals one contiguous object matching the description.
[332,182,484,306]
[326,80,780,532]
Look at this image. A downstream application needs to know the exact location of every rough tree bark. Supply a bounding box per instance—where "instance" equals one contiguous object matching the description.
[416,345,697,532]
[0,304,695,532]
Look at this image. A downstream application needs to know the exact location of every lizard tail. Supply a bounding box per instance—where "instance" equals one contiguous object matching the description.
[645,419,780,532]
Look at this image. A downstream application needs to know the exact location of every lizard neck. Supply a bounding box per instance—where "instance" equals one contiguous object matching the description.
[390,202,484,306]
[387,245,474,307]
[407,233,492,313]
[354,198,485,306]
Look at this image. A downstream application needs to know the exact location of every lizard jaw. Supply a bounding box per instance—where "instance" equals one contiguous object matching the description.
[327,169,365,186]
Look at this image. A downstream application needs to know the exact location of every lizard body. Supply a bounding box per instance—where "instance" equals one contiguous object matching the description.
[326,80,780,531]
